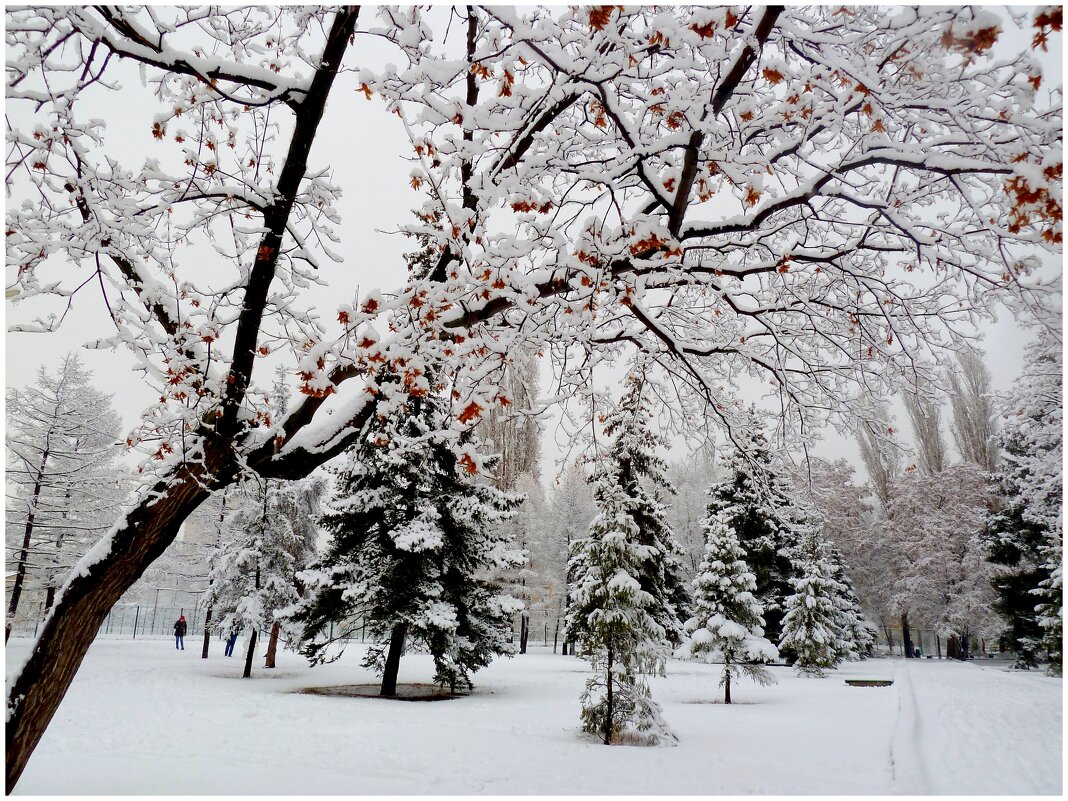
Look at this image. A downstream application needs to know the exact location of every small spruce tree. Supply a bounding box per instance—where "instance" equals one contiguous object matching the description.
[683,511,778,703]
[778,529,854,676]
[565,374,689,744]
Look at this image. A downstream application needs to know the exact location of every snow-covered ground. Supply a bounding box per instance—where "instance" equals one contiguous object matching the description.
[6,637,1061,795]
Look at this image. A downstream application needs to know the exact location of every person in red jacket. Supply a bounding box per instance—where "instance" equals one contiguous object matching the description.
[173,615,187,650]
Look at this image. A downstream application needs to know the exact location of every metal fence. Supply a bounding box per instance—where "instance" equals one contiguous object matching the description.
[10,601,568,652]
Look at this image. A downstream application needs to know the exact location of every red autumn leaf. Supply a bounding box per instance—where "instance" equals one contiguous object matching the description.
[690,21,716,39]
[458,401,483,424]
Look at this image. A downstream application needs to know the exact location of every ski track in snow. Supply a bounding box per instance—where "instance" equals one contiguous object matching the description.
[5,638,1061,795]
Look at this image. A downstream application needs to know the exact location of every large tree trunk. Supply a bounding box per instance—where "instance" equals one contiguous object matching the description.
[381,622,407,697]
[264,621,282,668]
[242,627,258,678]
[5,467,213,792]
[724,668,732,705]
[6,460,48,642]
[901,612,914,659]
[519,612,529,655]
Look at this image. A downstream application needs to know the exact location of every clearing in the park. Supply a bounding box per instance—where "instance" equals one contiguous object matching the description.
[5,638,1061,795]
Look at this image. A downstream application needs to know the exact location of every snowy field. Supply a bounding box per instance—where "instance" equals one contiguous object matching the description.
[6,637,1061,795]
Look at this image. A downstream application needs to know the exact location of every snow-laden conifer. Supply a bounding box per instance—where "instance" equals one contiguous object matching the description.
[779,530,854,676]
[1034,533,1063,676]
[683,512,778,703]
[296,380,523,694]
[565,374,689,744]
[825,543,876,660]
[984,337,1062,668]
[706,432,802,644]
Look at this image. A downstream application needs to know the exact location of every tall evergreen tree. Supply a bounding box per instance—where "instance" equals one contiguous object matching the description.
[683,512,778,704]
[779,529,854,676]
[565,374,689,744]
[983,337,1062,668]
[296,379,523,694]
[706,432,801,644]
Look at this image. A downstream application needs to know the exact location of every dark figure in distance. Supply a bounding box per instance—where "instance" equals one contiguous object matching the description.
[174,615,187,650]
[224,623,239,657]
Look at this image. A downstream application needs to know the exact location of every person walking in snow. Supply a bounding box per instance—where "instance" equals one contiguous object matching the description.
[174,615,187,650]
[224,623,239,657]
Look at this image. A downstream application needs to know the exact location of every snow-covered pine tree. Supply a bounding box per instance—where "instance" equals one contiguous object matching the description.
[564,373,689,744]
[779,529,854,676]
[825,543,876,659]
[550,460,597,656]
[296,377,523,695]
[207,476,322,678]
[567,476,676,745]
[683,511,778,703]
[706,432,801,644]
[983,336,1062,668]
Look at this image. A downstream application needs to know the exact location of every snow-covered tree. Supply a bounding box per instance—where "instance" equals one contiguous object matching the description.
[549,460,597,655]
[296,384,523,694]
[683,512,778,703]
[1034,534,1063,675]
[786,459,893,652]
[5,355,123,640]
[948,346,999,473]
[888,463,1001,659]
[825,544,877,659]
[667,451,719,580]
[984,336,1063,668]
[207,476,323,677]
[478,348,543,492]
[500,472,559,654]
[565,375,689,743]
[567,479,676,745]
[904,392,949,477]
[5,6,1062,790]
[779,530,856,676]
[706,434,801,644]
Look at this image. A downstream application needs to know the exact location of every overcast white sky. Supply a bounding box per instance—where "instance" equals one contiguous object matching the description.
[4,6,1062,487]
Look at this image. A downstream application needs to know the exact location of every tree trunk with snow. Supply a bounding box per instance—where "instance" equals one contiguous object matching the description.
[201,608,213,660]
[242,628,258,679]
[264,621,282,669]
